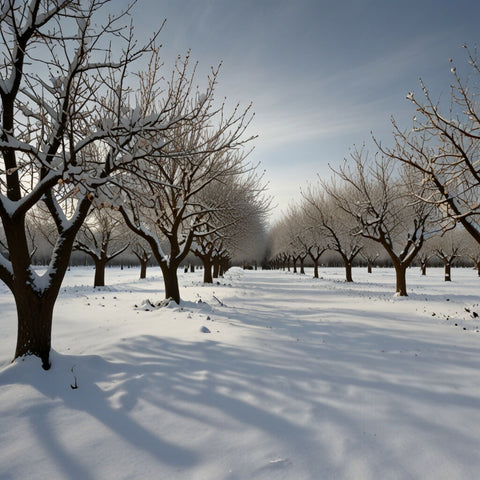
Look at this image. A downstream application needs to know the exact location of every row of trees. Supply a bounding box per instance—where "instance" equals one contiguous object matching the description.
[270,152,434,295]
[29,156,269,293]
[0,1,268,369]
[270,45,480,296]
[270,196,479,283]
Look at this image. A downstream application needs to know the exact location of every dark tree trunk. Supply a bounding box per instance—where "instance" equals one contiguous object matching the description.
[220,258,228,276]
[93,258,107,287]
[444,262,451,281]
[203,258,213,283]
[420,262,427,276]
[292,258,297,274]
[4,200,89,369]
[300,257,305,274]
[133,251,150,280]
[193,250,214,284]
[190,264,195,273]
[394,263,408,296]
[367,263,372,274]
[160,263,181,304]
[344,261,353,282]
[139,260,147,279]
[213,258,220,278]
[313,259,319,279]
[14,288,56,370]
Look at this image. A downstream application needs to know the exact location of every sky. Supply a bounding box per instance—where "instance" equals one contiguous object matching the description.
[125,0,480,220]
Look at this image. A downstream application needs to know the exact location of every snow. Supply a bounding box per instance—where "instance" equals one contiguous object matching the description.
[0,74,15,95]
[0,252,13,275]
[1,266,480,479]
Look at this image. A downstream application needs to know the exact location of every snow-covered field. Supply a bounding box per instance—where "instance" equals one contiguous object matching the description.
[1,266,480,480]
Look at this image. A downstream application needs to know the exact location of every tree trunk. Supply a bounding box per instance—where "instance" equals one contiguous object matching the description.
[394,264,408,296]
[212,258,220,278]
[344,261,353,282]
[444,262,451,282]
[313,259,319,279]
[94,258,106,287]
[139,260,147,279]
[6,212,86,369]
[367,262,372,274]
[203,258,213,284]
[420,262,427,276]
[14,288,56,370]
[190,264,195,273]
[160,264,181,304]
[220,259,228,276]
[292,258,297,274]
[300,258,305,274]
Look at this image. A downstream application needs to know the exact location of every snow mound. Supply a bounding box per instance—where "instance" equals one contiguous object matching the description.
[134,298,176,311]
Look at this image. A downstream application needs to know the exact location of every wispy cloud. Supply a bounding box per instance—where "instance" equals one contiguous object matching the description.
[217,31,457,153]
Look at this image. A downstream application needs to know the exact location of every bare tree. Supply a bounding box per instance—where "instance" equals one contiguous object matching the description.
[73,208,129,287]
[359,238,380,274]
[383,46,480,249]
[131,238,152,279]
[418,251,432,276]
[327,147,433,295]
[192,231,218,283]
[298,200,328,278]
[429,229,465,281]
[118,69,257,303]
[302,186,363,282]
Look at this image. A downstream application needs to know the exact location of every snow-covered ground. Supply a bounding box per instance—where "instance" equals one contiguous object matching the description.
[1,266,480,480]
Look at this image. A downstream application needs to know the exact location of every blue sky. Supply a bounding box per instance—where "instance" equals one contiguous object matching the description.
[127,0,480,218]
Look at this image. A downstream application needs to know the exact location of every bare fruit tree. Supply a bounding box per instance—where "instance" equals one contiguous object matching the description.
[384,46,480,247]
[117,57,257,303]
[0,0,201,369]
[73,208,129,287]
[131,238,152,280]
[359,238,380,274]
[327,146,433,295]
[428,229,465,282]
[302,185,363,283]
[298,199,328,278]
